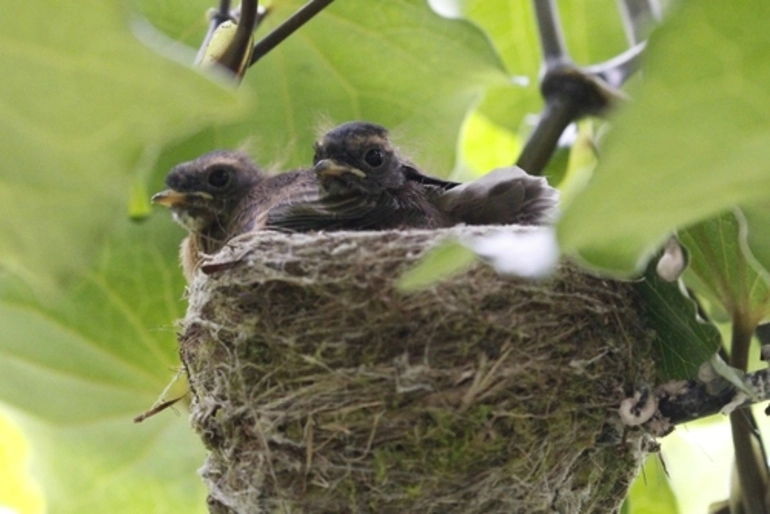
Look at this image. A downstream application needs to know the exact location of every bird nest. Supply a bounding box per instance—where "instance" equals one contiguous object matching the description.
[179,225,656,514]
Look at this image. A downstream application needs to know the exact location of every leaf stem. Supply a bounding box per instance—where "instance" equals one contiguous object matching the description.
[249,0,336,66]
[731,411,769,514]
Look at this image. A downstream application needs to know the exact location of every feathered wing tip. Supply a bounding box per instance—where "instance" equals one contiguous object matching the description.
[438,166,560,226]
[512,170,561,225]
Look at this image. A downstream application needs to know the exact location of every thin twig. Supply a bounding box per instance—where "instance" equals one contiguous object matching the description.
[533,0,570,67]
[585,41,646,89]
[618,0,656,45]
[218,0,259,74]
[249,0,336,66]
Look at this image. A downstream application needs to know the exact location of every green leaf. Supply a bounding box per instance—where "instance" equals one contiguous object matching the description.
[557,1,770,274]
[635,261,721,380]
[0,215,205,513]
[397,240,477,292]
[0,0,247,286]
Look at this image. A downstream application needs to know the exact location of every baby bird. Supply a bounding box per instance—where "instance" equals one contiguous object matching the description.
[152,150,316,281]
[266,122,457,231]
[267,121,558,232]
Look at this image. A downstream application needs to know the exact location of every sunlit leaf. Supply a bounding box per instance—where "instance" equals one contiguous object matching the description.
[557,1,770,274]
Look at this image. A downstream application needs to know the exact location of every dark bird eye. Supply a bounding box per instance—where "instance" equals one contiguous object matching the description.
[364,148,384,168]
[207,168,231,188]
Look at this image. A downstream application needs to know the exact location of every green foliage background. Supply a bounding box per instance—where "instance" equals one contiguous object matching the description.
[2,0,769,512]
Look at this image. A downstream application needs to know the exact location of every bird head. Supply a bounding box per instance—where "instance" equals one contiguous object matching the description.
[152,150,264,232]
[312,121,407,196]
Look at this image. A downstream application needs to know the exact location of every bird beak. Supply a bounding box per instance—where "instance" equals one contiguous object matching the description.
[314,159,366,179]
[151,189,213,207]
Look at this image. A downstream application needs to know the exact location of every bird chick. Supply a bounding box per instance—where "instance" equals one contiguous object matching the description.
[152,150,316,281]
[267,121,559,232]
[266,122,457,232]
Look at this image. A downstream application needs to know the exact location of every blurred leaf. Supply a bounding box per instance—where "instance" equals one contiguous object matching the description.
[0,0,247,286]
[636,261,721,380]
[0,215,206,513]
[557,1,770,274]
[679,212,770,324]
[623,455,679,514]
[397,240,477,292]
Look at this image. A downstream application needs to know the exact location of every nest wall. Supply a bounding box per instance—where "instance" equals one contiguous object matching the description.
[179,226,656,514]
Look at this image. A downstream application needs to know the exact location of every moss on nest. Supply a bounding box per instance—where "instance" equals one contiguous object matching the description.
[179,226,656,513]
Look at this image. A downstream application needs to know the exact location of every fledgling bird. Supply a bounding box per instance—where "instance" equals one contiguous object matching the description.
[266,121,559,232]
[152,150,317,281]
[266,122,458,232]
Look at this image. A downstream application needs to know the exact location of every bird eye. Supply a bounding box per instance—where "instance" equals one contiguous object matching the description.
[207,168,231,188]
[364,148,384,167]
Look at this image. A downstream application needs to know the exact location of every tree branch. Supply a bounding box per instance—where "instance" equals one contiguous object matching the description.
[533,0,570,67]
[218,0,259,75]
[648,360,770,430]
[249,0,335,66]
[617,0,659,45]
[518,0,646,175]
[585,41,646,89]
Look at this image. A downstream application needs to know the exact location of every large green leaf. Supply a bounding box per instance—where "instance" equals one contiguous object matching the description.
[0,215,206,514]
[557,1,770,274]
[0,0,247,286]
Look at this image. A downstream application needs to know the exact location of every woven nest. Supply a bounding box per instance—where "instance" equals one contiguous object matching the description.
[179,225,656,514]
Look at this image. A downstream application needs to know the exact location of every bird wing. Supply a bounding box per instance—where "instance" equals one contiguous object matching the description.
[265,194,399,232]
[439,167,560,226]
